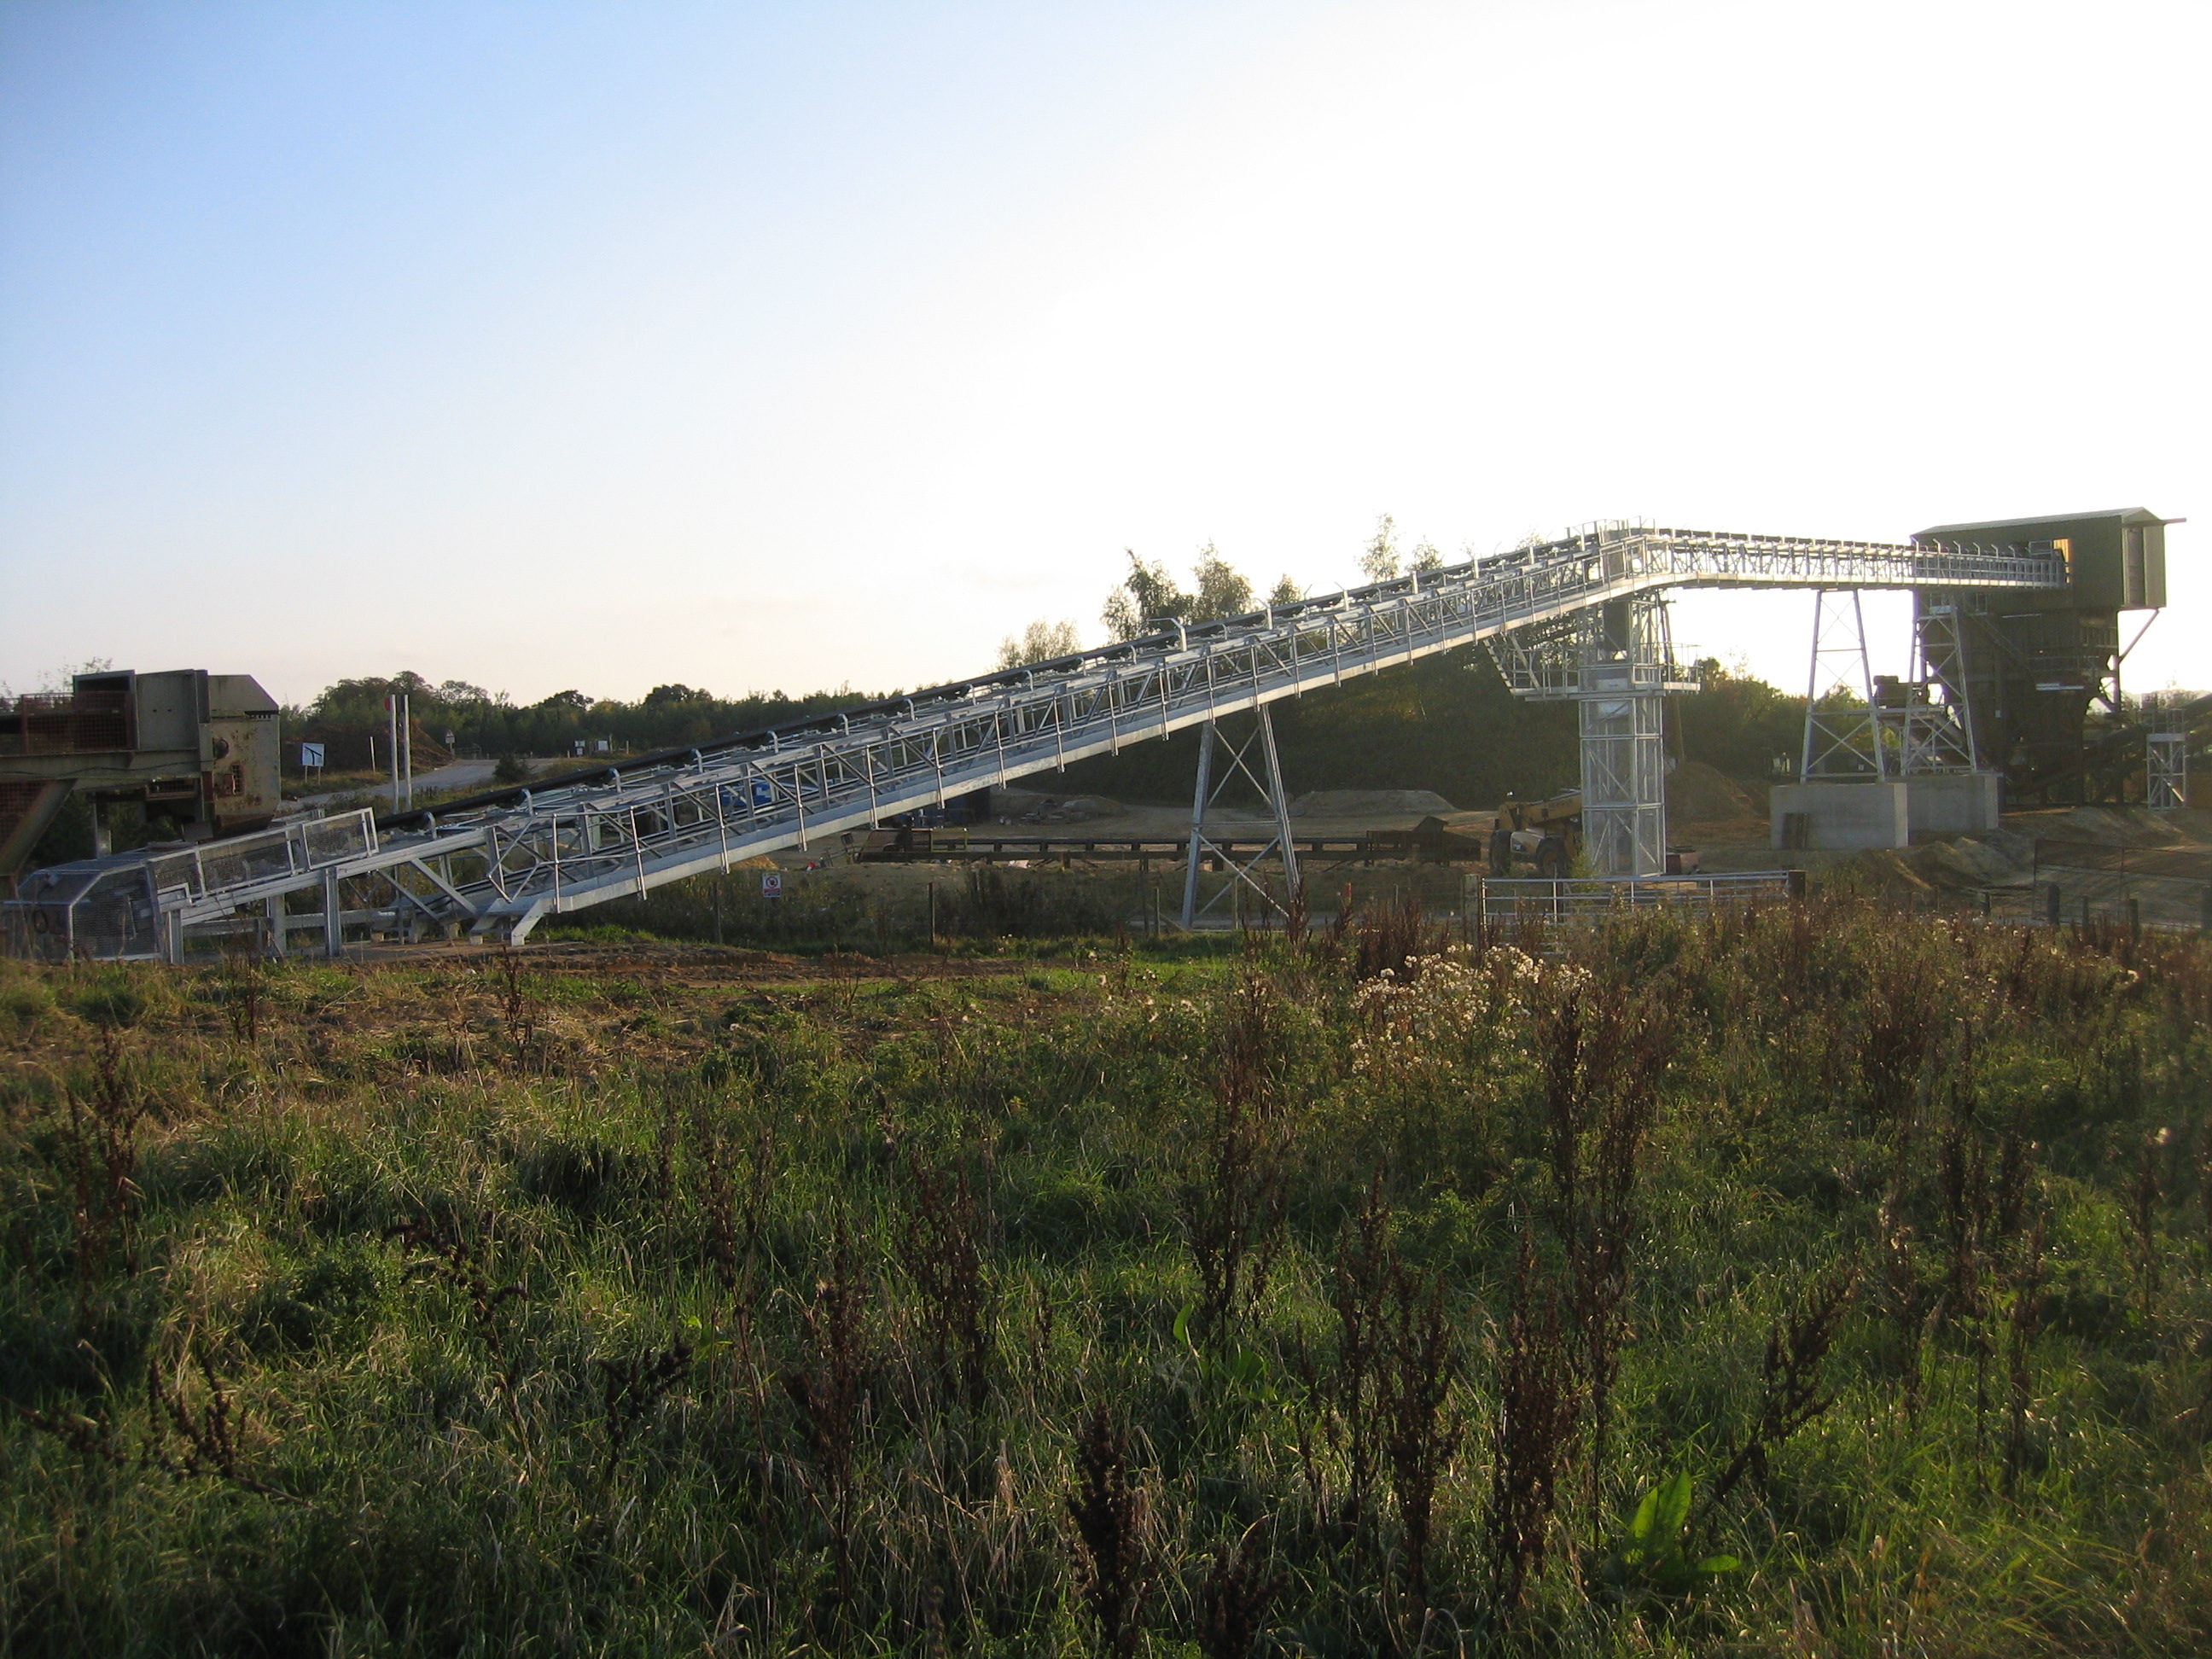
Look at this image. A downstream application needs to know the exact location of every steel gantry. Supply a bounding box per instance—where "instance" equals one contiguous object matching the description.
[3,522,2067,960]
[1489,592,1699,878]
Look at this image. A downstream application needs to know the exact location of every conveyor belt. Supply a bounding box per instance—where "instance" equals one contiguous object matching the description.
[3,521,2064,960]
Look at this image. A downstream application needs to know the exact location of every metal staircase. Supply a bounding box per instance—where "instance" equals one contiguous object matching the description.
[3,521,2065,961]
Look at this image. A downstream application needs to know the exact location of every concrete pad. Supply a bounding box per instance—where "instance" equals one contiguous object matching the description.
[1771,782,1909,850]
[1904,772,2003,836]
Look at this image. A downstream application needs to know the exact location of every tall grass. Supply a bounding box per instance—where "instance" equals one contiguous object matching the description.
[1,904,2209,1653]
[544,864,1150,953]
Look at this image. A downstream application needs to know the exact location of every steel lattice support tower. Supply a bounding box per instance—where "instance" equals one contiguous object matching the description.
[1493,593,1694,878]
[1885,599,1981,776]
[1578,681,1669,879]
[1799,589,1887,781]
[1176,706,1301,930]
[2145,696,2187,811]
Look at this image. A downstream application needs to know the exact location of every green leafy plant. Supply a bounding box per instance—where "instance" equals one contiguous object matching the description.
[1173,1302,1272,1404]
[1602,1471,1739,1599]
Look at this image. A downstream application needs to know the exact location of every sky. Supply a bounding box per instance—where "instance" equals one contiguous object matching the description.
[2,1,2205,710]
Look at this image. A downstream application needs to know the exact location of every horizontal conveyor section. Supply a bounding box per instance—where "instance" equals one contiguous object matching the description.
[3,522,2066,959]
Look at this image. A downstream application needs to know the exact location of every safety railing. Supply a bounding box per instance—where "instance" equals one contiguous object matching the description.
[1472,870,1807,925]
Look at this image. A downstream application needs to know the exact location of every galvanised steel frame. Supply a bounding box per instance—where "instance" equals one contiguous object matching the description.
[2145,695,2188,812]
[2,522,2066,961]
[1177,704,1301,929]
[2146,731,2186,812]
[1886,600,1982,777]
[1800,589,1888,781]
[1490,594,1699,876]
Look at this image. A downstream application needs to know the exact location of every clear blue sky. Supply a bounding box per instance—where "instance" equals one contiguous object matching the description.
[3,2,2204,708]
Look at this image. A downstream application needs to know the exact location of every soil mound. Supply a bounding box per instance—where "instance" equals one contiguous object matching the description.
[1667,761,1758,823]
[987,789,1125,824]
[1908,838,2029,890]
[1289,789,1457,818]
[2038,806,2192,847]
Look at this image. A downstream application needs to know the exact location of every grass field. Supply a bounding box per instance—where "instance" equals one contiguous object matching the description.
[2,902,2209,1656]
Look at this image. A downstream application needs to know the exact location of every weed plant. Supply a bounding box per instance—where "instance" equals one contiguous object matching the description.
[0,907,2209,1653]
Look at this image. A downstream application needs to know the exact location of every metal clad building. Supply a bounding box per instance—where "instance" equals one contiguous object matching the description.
[1911,508,2173,800]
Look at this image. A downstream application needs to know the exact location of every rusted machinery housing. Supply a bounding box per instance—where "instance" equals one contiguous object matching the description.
[1,669,282,884]
[1910,509,2174,803]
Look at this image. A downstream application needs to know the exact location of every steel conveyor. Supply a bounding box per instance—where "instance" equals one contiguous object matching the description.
[3,521,2065,960]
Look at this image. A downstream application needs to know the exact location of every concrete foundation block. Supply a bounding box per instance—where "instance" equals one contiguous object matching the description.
[1770,773,2005,849]
[1770,782,1910,851]
[1903,771,2003,836]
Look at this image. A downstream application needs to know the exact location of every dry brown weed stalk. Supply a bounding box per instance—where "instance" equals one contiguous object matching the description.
[1066,1405,1152,1658]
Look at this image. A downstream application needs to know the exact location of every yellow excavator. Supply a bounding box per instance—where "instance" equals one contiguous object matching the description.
[1489,790,1580,878]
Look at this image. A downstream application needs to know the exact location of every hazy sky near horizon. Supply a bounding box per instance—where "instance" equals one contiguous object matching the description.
[3,1,2205,710]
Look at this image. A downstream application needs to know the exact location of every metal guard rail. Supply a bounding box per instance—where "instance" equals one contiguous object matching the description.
[1475,871,1807,923]
[3,523,2062,959]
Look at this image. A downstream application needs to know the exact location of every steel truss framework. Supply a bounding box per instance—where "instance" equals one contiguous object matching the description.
[2147,733,2187,812]
[1177,706,1301,929]
[1798,590,1985,788]
[2146,696,2188,812]
[1800,590,1887,781]
[1885,599,1982,776]
[1490,595,1697,876]
[3,523,2065,960]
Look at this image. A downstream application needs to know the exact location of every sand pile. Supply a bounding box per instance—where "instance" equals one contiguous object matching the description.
[2037,806,2192,847]
[1667,761,1759,823]
[990,789,1126,824]
[1910,838,2029,890]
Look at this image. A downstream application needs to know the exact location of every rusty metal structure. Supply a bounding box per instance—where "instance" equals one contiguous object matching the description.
[2,670,281,884]
[3,520,2077,961]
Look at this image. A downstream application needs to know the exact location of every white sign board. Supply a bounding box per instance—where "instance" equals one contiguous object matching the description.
[300,742,325,769]
[751,778,775,806]
[760,871,783,899]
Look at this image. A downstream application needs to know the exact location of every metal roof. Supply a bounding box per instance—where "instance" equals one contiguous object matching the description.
[1915,507,2168,538]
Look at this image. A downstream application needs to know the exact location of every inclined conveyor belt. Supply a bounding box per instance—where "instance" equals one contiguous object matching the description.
[3,521,2066,959]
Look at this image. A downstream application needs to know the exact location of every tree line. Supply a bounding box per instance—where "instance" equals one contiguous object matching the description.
[273,523,1810,800]
[284,524,1805,809]
[284,677,877,774]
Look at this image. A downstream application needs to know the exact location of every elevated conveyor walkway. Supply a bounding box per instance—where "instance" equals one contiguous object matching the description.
[3,521,2065,960]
